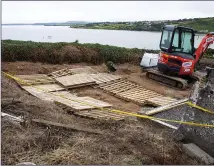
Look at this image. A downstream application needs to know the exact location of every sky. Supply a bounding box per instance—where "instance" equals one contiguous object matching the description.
[2,1,214,23]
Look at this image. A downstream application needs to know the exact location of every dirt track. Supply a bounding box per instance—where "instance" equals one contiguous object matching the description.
[1,61,200,165]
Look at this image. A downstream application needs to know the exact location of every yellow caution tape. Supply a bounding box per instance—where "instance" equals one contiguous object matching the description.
[186,101,214,115]
[2,71,214,128]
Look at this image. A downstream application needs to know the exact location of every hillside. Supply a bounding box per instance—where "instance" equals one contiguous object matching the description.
[71,17,214,32]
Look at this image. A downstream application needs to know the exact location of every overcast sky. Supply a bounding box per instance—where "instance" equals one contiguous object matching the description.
[2,1,214,23]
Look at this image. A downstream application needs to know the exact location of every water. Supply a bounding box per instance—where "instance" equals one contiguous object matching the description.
[2,25,213,50]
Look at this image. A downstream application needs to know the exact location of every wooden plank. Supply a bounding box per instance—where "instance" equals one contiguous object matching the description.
[74,109,126,121]
[52,91,77,98]
[78,97,112,108]
[54,99,101,111]
[16,74,54,85]
[114,94,146,105]
[31,119,103,134]
[145,96,178,106]
[110,86,136,94]
[48,68,73,78]
[99,81,129,89]
[66,82,96,89]
[103,81,137,89]
[88,109,127,118]
[53,94,112,111]
[48,67,98,78]
[141,98,188,115]
[101,84,133,93]
[90,73,121,84]
[119,89,162,100]
[98,79,125,87]
[1,112,23,122]
[120,92,161,101]
[55,74,96,88]
[27,84,65,92]
[21,86,57,101]
[152,119,178,130]
[21,84,112,111]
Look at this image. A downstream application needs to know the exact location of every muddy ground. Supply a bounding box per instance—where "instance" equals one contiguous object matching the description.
[1,61,201,165]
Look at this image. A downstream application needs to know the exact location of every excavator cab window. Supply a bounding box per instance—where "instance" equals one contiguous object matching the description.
[160,30,173,50]
[160,26,195,55]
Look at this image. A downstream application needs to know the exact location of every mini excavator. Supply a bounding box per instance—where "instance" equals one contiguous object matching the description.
[146,25,214,89]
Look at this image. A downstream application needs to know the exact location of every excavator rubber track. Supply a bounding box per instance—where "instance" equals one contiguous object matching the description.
[146,70,189,90]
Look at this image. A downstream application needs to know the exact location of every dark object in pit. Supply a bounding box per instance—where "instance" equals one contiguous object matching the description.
[106,61,117,72]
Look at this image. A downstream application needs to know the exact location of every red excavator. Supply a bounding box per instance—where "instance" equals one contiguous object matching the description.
[146,25,214,89]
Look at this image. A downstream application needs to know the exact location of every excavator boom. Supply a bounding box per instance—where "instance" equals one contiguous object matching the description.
[194,32,214,63]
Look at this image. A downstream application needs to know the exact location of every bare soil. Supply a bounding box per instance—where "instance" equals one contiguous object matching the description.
[1,61,200,165]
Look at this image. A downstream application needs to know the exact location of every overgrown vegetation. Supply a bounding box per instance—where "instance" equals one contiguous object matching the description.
[2,40,213,65]
[71,17,214,33]
[2,40,158,65]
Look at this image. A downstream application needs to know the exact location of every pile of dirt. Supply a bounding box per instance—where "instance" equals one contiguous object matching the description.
[1,73,200,165]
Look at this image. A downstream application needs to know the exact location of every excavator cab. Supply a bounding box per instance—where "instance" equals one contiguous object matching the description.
[158,25,196,76]
[160,25,195,55]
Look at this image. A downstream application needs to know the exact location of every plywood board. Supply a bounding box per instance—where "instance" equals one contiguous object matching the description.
[16,74,54,85]
[55,73,96,88]
[74,109,127,121]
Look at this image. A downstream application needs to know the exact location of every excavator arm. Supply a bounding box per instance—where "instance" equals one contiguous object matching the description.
[194,32,214,63]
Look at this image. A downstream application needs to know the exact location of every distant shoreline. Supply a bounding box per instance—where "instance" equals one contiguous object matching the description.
[3,17,213,34]
[2,24,208,34]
